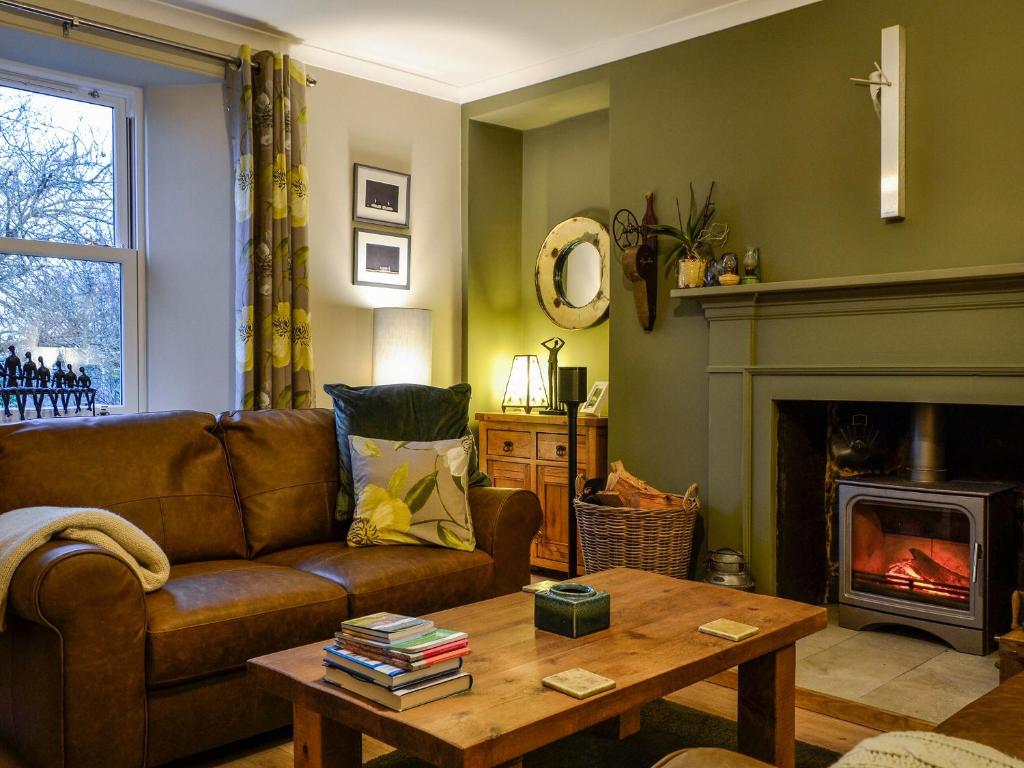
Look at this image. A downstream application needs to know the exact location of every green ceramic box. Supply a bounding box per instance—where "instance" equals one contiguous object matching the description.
[534,583,610,638]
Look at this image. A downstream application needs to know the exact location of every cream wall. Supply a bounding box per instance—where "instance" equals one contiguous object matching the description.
[305,67,463,394]
[145,83,234,413]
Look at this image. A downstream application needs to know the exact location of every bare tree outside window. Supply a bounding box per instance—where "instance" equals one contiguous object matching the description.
[0,84,123,406]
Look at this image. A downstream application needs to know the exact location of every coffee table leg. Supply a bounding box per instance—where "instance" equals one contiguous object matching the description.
[737,643,796,768]
[595,706,642,739]
[292,702,362,768]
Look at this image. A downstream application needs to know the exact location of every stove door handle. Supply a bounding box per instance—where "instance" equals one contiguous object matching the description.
[971,542,983,585]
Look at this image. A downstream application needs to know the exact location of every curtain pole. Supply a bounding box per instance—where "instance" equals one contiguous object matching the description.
[0,0,317,86]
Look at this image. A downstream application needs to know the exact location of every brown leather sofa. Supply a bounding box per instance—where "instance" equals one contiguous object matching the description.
[654,669,1024,767]
[0,409,542,768]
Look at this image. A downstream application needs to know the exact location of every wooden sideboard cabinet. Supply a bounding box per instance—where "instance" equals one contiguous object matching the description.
[476,411,608,574]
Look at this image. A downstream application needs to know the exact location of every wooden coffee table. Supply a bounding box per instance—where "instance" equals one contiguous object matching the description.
[248,568,826,768]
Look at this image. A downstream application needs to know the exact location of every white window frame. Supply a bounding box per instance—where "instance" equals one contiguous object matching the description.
[0,57,145,413]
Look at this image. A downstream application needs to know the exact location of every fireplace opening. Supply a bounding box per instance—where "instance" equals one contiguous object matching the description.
[775,400,1024,654]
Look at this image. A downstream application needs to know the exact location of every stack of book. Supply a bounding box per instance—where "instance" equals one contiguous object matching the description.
[322,612,472,711]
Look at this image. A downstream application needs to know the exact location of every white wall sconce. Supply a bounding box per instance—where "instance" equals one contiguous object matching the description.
[851,25,905,221]
[372,307,432,385]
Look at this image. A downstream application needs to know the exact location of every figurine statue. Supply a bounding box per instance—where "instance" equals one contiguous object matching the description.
[77,367,91,388]
[539,337,566,415]
[36,357,50,388]
[53,361,65,388]
[4,346,20,387]
[742,246,761,284]
[22,352,37,387]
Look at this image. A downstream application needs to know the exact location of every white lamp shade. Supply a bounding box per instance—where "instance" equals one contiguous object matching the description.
[372,308,432,385]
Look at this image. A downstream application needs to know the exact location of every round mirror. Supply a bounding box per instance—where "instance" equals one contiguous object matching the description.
[535,217,610,330]
[556,240,603,308]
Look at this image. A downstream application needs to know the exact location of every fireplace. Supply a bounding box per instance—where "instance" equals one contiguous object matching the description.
[839,476,1016,654]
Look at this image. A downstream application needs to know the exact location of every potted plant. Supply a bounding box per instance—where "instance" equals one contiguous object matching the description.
[647,181,729,289]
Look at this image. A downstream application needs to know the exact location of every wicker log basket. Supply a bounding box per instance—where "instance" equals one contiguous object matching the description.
[575,482,700,580]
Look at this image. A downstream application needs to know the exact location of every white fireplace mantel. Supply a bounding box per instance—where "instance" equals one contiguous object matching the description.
[684,264,1024,595]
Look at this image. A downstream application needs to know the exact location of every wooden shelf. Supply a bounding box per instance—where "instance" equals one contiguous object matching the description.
[670,262,1024,300]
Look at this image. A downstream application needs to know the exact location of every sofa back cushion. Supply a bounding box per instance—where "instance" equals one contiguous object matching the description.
[0,411,245,563]
[217,408,340,557]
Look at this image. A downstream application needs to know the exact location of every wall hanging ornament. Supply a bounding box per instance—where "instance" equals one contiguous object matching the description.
[850,25,905,221]
[613,195,658,332]
[535,217,610,330]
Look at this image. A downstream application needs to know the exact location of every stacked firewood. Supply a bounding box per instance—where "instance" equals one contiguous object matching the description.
[588,461,698,510]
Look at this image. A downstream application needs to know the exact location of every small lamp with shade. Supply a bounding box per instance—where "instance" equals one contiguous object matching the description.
[501,355,548,413]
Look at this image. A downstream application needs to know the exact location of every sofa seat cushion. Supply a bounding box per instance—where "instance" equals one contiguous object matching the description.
[145,560,348,688]
[259,541,495,617]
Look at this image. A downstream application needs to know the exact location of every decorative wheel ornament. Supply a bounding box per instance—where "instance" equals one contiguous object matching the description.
[612,208,642,251]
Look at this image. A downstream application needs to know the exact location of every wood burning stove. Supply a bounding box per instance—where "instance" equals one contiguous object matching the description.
[838,477,1015,654]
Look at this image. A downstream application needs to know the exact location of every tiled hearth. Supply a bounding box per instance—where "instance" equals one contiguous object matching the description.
[796,607,999,724]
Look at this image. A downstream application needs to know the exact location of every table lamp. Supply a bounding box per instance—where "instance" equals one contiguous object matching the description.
[501,355,548,413]
[557,365,587,577]
[372,308,432,385]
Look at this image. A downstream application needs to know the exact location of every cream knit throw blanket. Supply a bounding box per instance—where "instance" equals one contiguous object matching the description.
[834,731,1024,768]
[0,506,170,630]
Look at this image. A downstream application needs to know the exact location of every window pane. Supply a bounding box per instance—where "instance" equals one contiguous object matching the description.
[0,84,115,246]
[0,253,122,406]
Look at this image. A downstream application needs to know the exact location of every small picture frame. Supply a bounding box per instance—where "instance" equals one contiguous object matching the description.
[353,163,410,227]
[353,228,410,290]
[580,381,608,415]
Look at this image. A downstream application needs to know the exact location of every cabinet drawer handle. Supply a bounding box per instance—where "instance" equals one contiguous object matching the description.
[503,440,514,453]
[555,445,567,458]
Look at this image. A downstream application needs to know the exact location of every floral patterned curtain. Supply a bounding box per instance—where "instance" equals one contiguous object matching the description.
[228,45,314,410]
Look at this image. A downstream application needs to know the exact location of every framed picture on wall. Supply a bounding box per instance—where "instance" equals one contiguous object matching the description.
[580,381,608,415]
[353,163,411,227]
[353,228,411,290]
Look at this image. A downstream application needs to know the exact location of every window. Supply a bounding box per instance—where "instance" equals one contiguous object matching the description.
[0,59,141,412]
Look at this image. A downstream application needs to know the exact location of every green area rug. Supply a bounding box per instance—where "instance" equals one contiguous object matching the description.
[366,698,838,768]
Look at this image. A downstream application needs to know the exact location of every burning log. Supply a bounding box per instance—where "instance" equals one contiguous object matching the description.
[888,547,969,588]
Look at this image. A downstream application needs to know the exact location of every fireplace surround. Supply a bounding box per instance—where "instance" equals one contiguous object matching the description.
[690,264,1024,605]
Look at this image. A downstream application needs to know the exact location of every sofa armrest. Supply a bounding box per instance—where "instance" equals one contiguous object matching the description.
[3,541,148,768]
[468,487,542,596]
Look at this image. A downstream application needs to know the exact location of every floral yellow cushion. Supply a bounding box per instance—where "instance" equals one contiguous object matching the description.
[346,435,476,551]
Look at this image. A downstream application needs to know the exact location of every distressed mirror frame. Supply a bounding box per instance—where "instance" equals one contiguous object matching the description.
[535,217,611,330]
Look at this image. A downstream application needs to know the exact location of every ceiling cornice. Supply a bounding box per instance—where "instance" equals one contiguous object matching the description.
[77,0,821,104]
[457,0,821,104]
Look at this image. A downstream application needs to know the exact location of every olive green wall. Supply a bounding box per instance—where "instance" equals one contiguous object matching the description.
[464,121,524,415]
[465,0,1024,491]
[521,110,610,400]
[464,109,610,415]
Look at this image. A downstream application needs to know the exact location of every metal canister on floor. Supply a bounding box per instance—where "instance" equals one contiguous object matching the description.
[704,548,755,591]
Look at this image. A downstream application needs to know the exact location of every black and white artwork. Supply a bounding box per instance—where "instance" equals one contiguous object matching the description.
[353,164,410,227]
[353,228,410,289]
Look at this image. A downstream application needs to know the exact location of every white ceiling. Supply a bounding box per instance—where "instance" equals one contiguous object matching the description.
[156,0,819,103]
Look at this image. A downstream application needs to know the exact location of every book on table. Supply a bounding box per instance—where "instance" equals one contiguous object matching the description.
[334,628,469,664]
[339,612,435,642]
[330,640,471,671]
[322,665,473,711]
[324,645,466,688]
[324,613,472,710]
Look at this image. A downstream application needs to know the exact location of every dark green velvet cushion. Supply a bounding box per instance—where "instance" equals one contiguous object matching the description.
[323,382,490,520]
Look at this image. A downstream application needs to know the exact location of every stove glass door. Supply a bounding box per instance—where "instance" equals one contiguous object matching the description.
[849,500,972,611]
